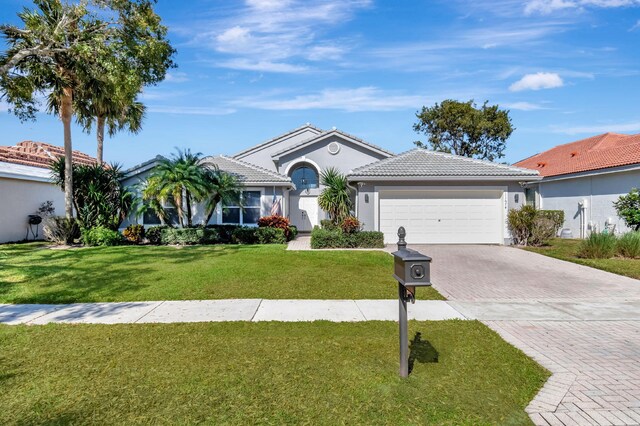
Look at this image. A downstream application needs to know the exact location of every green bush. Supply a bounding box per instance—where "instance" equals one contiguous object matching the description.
[288,225,298,240]
[352,231,385,248]
[146,226,167,245]
[232,227,258,244]
[617,232,640,258]
[508,206,564,246]
[82,226,123,247]
[160,227,218,245]
[258,215,295,241]
[255,227,287,244]
[578,232,617,259]
[614,188,640,231]
[320,219,338,231]
[311,228,385,249]
[206,225,240,244]
[123,224,145,244]
[42,216,81,245]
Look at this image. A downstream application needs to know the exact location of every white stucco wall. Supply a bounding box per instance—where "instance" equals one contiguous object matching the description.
[0,177,65,243]
[539,168,640,237]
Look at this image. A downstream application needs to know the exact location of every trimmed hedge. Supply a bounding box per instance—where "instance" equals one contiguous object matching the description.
[160,227,219,245]
[82,226,123,247]
[256,227,287,244]
[508,206,565,246]
[310,228,384,249]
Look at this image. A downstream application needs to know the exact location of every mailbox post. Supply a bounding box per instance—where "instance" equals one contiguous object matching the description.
[391,227,432,377]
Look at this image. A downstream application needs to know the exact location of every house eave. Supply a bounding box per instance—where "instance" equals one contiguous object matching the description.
[533,163,640,183]
[271,131,394,161]
[347,175,542,182]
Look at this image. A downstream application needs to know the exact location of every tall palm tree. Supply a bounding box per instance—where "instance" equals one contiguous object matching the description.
[143,149,209,227]
[318,167,353,224]
[202,165,243,226]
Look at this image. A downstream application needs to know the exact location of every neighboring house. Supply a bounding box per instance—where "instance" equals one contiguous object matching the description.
[0,141,96,243]
[124,124,540,244]
[514,132,640,238]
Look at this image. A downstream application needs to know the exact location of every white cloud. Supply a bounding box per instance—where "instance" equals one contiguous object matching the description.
[164,72,189,83]
[525,0,640,14]
[194,0,371,73]
[552,121,640,134]
[505,101,548,111]
[509,72,564,91]
[231,87,423,112]
[630,19,640,30]
[147,106,236,116]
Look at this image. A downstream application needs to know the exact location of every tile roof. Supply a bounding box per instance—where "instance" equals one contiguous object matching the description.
[349,148,540,179]
[513,132,640,177]
[202,155,292,185]
[270,129,395,159]
[0,141,96,169]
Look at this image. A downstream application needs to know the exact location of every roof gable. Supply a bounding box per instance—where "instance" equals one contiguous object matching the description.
[270,129,394,160]
[202,155,292,186]
[514,132,640,177]
[233,124,323,159]
[349,148,540,180]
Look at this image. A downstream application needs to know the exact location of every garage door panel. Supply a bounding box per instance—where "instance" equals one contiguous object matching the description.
[379,190,503,244]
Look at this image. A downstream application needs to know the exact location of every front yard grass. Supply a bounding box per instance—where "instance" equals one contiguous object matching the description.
[0,320,547,425]
[523,238,640,280]
[0,242,444,303]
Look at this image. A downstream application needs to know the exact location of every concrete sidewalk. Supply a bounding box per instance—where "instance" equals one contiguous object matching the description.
[0,299,465,325]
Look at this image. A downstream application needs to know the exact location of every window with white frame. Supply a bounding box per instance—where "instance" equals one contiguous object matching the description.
[223,190,261,225]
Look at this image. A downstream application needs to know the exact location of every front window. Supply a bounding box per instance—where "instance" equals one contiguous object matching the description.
[525,187,537,208]
[223,190,261,225]
[290,165,319,190]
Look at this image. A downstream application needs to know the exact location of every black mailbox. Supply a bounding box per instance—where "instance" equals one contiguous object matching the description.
[392,248,431,288]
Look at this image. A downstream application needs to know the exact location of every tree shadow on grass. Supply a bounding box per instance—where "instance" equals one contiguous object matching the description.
[409,332,438,374]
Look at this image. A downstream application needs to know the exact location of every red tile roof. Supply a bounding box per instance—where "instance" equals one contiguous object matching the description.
[513,132,640,177]
[0,141,96,169]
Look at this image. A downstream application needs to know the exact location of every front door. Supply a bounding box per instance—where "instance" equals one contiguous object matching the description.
[290,195,319,232]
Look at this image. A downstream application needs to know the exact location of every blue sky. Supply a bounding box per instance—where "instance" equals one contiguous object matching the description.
[1,0,639,167]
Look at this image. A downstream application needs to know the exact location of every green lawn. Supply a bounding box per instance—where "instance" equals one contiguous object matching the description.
[0,320,547,425]
[523,238,640,280]
[0,243,444,303]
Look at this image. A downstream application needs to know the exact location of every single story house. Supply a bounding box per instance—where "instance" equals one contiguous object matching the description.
[514,132,640,238]
[0,141,96,243]
[124,124,540,244]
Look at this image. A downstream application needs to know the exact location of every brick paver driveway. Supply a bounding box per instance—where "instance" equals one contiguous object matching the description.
[411,245,640,426]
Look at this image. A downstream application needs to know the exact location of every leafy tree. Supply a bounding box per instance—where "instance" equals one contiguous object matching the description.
[51,157,134,230]
[614,188,640,231]
[76,0,175,163]
[202,165,243,226]
[0,0,109,219]
[142,149,209,227]
[318,167,353,224]
[413,99,514,161]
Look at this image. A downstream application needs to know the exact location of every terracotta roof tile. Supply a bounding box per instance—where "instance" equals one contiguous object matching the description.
[513,132,640,177]
[0,141,96,169]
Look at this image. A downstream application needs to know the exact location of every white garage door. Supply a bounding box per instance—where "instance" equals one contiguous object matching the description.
[379,190,504,244]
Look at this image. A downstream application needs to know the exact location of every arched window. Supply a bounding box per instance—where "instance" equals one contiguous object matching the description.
[290,164,319,190]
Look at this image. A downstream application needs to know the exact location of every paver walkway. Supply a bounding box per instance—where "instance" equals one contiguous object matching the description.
[415,244,640,426]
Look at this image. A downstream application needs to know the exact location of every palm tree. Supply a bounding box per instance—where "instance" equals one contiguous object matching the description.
[318,167,353,224]
[143,149,209,227]
[202,165,243,226]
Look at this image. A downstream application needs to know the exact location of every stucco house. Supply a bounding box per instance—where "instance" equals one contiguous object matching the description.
[514,132,640,238]
[123,124,540,244]
[0,141,96,243]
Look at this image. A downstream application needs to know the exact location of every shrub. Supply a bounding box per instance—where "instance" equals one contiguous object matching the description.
[82,226,123,247]
[352,231,385,248]
[288,225,298,240]
[617,232,640,258]
[160,227,218,245]
[578,232,617,259]
[206,225,240,244]
[123,224,145,244]
[146,226,167,245]
[320,219,338,231]
[42,216,80,245]
[255,227,287,244]
[340,216,361,234]
[508,206,564,246]
[258,215,295,241]
[311,228,347,249]
[614,188,640,231]
[232,227,258,244]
